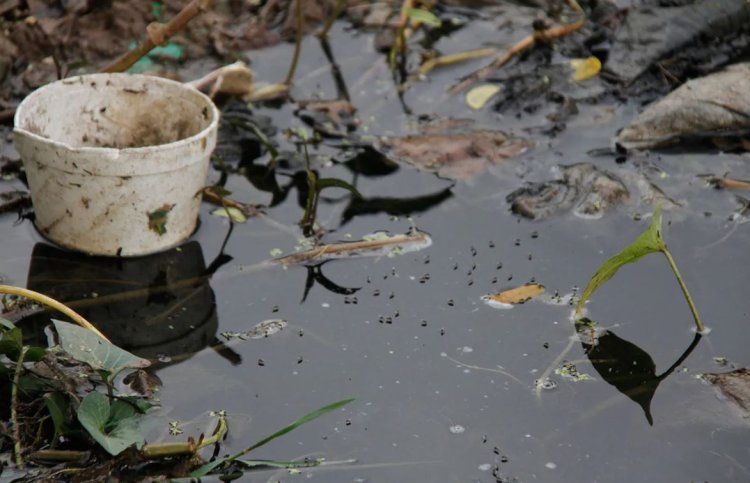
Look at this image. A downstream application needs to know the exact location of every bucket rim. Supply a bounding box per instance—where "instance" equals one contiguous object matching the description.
[13,72,220,155]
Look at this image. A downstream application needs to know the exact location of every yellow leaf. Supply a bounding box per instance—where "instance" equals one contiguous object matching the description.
[466,84,501,110]
[211,207,247,224]
[570,57,601,82]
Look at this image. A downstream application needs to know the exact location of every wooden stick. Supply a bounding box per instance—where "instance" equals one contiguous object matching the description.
[448,0,585,94]
[101,0,213,73]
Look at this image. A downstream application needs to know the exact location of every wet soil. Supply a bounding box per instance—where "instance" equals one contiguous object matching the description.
[2,6,750,482]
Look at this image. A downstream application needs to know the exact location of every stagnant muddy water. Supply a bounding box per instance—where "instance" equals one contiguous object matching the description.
[2,19,750,482]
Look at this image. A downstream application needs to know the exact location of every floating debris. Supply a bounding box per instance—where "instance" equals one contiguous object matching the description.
[211,207,247,224]
[273,229,432,266]
[482,283,545,309]
[222,319,288,341]
[507,163,629,220]
[376,130,529,180]
[466,84,501,110]
[570,57,601,82]
[701,368,750,419]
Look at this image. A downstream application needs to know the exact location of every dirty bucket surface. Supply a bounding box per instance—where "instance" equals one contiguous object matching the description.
[13,73,220,256]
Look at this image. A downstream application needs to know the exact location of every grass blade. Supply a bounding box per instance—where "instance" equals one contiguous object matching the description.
[190,398,354,477]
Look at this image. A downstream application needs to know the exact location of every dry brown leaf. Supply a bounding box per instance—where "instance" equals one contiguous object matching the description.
[484,283,545,306]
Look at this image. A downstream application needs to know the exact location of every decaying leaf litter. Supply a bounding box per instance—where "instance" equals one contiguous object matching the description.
[2,0,750,480]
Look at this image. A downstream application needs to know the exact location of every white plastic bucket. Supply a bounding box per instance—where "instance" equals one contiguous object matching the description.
[14,73,219,256]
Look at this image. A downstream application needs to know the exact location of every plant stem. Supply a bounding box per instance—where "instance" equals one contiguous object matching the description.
[12,346,28,469]
[141,412,227,458]
[0,285,109,341]
[318,0,346,39]
[661,248,706,333]
[285,0,304,85]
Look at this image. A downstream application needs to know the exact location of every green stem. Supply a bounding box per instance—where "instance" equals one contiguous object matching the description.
[141,413,227,458]
[284,0,304,85]
[12,346,28,469]
[661,248,705,333]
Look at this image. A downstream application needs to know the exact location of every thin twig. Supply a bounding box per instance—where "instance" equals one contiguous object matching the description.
[284,0,304,85]
[12,346,28,469]
[0,285,109,341]
[101,0,214,73]
[318,0,346,39]
[448,0,585,93]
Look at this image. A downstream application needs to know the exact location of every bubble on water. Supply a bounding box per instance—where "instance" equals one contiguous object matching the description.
[478,464,492,471]
[537,378,557,391]
[545,462,557,469]
[460,346,473,353]
[449,424,465,434]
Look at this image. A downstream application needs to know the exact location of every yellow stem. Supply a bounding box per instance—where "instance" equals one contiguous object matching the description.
[0,285,109,341]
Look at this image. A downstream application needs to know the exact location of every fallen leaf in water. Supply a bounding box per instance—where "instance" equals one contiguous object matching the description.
[212,207,247,224]
[482,283,545,308]
[701,368,750,419]
[376,130,529,180]
[570,57,601,82]
[465,84,501,110]
[617,63,750,150]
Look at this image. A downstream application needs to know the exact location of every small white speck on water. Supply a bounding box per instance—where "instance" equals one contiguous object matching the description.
[545,462,557,469]
[478,464,492,471]
[449,424,465,434]
[460,346,473,353]
[440,352,447,357]
[321,302,330,308]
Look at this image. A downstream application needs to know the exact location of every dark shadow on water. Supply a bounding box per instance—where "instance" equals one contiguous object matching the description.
[341,187,453,225]
[301,262,361,303]
[576,318,702,425]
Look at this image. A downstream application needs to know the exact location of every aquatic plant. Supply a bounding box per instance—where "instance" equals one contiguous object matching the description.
[575,205,705,333]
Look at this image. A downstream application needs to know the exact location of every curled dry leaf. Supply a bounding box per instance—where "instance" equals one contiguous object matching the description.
[482,283,545,309]
[617,63,750,150]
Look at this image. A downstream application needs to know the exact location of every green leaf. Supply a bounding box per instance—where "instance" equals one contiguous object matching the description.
[0,327,23,361]
[0,318,15,330]
[53,320,150,375]
[406,7,442,27]
[576,207,666,316]
[190,398,354,477]
[77,392,146,456]
[316,178,363,199]
[44,392,70,439]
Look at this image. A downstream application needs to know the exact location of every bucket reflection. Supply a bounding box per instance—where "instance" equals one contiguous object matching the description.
[22,241,218,368]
